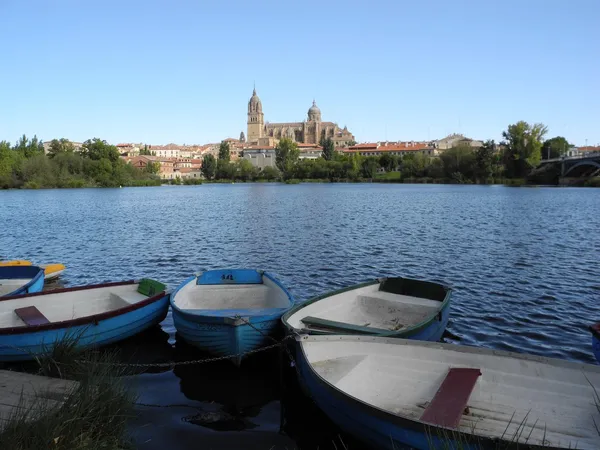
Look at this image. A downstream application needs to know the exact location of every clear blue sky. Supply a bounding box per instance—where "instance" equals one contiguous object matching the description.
[1,0,598,146]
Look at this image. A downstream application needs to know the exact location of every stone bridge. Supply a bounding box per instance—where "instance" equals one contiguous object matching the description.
[539,153,600,177]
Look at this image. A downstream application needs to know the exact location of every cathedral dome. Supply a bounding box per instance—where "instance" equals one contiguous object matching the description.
[307,100,321,121]
[248,88,262,113]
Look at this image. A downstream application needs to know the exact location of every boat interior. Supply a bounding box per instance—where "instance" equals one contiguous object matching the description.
[286,283,442,333]
[0,279,32,297]
[174,276,290,311]
[304,338,600,449]
[0,284,149,329]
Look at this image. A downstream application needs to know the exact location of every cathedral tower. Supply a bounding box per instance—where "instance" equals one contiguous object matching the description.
[247,88,264,143]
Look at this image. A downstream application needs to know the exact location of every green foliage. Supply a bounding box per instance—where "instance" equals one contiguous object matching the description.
[81,138,120,162]
[216,159,235,180]
[144,161,160,174]
[139,144,151,155]
[501,121,547,177]
[218,141,231,162]
[201,154,216,180]
[361,156,379,179]
[183,178,203,185]
[321,138,335,161]
[542,136,570,160]
[439,145,476,181]
[379,153,398,172]
[0,135,158,189]
[47,139,75,159]
[275,138,300,180]
[260,166,280,181]
[236,158,259,181]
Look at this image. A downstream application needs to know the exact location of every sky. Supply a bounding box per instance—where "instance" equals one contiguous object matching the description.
[1,0,598,146]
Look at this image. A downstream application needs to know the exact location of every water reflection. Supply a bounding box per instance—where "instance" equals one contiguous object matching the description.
[172,335,281,431]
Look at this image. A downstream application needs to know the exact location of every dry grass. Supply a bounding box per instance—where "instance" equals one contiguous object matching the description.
[0,333,136,450]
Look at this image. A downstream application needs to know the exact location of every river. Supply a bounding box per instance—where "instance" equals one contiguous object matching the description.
[1,184,599,449]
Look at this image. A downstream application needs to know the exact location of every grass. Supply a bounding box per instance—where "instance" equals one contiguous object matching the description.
[0,333,136,450]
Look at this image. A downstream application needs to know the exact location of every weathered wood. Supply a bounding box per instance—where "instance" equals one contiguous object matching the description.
[0,370,78,426]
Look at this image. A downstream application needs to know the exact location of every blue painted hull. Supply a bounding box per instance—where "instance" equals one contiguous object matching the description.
[0,294,169,361]
[173,310,281,365]
[0,266,45,297]
[296,345,478,450]
[171,270,294,366]
[593,334,600,364]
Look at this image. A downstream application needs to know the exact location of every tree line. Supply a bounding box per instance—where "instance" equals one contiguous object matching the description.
[200,121,570,184]
[0,136,160,189]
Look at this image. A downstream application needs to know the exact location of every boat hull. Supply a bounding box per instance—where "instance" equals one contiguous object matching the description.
[296,348,479,450]
[0,266,45,297]
[282,277,451,341]
[171,270,294,366]
[0,288,169,361]
[173,310,281,366]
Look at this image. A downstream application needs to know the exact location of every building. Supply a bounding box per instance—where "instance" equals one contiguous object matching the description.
[42,140,84,155]
[434,133,484,150]
[126,155,175,180]
[242,146,277,170]
[342,142,438,157]
[246,88,355,148]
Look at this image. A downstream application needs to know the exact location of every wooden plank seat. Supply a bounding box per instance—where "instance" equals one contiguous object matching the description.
[420,368,482,428]
[14,306,50,326]
[301,316,390,335]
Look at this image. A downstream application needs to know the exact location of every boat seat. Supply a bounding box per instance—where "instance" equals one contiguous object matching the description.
[14,306,50,326]
[107,293,133,309]
[420,368,482,428]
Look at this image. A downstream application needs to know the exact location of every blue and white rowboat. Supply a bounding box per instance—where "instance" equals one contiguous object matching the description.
[591,323,600,364]
[282,276,451,341]
[0,266,45,297]
[0,279,169,361]
[171,269,294,366]
[296,335,600,450]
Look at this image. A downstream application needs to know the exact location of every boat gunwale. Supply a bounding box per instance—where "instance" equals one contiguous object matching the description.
[0,280,169,335]
[0,265,45,297]
[297,334,600,450]
[282,277,452,337]
[169,270,294,321]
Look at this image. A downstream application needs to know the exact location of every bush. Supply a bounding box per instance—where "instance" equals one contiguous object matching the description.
[183,178,203,185]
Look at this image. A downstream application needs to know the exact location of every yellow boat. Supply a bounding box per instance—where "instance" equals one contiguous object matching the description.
[0,260,66,281]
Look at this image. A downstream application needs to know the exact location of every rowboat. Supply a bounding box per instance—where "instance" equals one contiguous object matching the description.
[295,335,600,449]
[591,323,600,364]
[0,279,169,361]
[171,269,294,366]
[282,277,451,341]
[0,266,45,297]
[0,260,66,281]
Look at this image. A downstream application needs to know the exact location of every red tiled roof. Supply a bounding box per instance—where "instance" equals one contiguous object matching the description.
[349,143,378,149]
[579,146,600,152]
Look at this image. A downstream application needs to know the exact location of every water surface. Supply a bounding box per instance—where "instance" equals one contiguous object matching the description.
[1,184,599,448]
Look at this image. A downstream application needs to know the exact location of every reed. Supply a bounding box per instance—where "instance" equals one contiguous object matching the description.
[0,334,136,450]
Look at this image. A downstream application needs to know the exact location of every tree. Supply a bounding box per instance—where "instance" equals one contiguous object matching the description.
[201,154,216,180]
[261,166,280,181]
[218,141,230,162]
[236,158,257,181]
[378,153,398,172]
[48,138,75,159]
[81,138,120,162]
[139,144,151,155]
[321,138,335,161]
[501,121,547,177]
[13,135,44,158]
[275,138,299,179]
[542,136,570,160]
[474,140,497,181]
[440,145,475,181]
[144,161,160,175]
[361,156,378,179]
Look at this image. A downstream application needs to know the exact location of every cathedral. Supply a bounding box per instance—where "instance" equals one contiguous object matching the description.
[246,88,355,148]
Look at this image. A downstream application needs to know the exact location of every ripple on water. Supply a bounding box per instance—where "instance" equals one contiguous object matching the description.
[1,184,600,447]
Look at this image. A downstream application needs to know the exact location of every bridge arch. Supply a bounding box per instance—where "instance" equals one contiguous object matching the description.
[564,160,600,176]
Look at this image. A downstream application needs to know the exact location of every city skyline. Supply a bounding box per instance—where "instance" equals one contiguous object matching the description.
[1,0,598,146]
